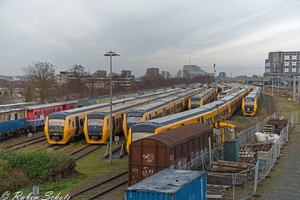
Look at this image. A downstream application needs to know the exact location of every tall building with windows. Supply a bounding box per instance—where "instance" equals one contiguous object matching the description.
[121,70,132,78]
[264,51,300,77]
[146,67,159,76]
[56,71,70,85]
[218,72,227,79]
[182,65,207,78]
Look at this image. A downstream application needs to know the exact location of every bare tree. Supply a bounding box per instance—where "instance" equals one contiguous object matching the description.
[166,71,171,79]
[22,61,57,104]
[67,64,90,98]
[176,70,182,78]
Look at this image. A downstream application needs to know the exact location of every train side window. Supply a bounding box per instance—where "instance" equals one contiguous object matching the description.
[197,118,200,123]
[15,113,18,120]
[201,117,204,123]
[69,120,71,125]
[72,121,74,127]
[80,119,84,126]
[34,111,37,116]
[8,114,11,121]
[181,124,184,126]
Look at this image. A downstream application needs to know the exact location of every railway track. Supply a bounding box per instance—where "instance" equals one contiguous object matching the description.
[70,171,128,199]
[3,135,46,151]
[70,144,103,160]
[99,143,127,160]
[0,131,44,143]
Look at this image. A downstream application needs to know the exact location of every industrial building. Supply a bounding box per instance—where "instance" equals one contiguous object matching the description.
[264,51,300,77]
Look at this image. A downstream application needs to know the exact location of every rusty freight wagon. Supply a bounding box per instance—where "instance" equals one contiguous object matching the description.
[128,123,213,186]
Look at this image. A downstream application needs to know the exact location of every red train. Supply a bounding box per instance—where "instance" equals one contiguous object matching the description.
[0,100,77,135]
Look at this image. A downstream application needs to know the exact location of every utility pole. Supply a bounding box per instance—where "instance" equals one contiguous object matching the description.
[293,75,296,101]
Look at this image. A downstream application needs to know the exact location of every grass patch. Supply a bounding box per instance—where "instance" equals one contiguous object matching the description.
[12,139,128,197]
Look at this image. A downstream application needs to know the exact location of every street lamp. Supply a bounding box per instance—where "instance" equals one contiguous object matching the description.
[104,51,120,164]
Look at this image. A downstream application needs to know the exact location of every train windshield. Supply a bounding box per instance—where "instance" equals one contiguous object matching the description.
[244,99,254,105]
[127,116,142,124]
[88,119,103,126]
[190,100,199,106]
[132,132,154,142]
[49,119,65,126]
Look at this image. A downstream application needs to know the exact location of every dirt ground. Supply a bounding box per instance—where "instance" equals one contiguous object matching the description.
[255,124,300,199]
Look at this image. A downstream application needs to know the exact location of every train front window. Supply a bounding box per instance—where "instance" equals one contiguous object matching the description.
[127,116,142,124]
[49,119,65,126]
[244,99,254,106]
[132,132,154,142]
[88,119,103,126]
[191,100,199,106]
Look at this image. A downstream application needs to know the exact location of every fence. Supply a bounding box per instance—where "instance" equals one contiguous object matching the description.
[177,112,297,199]
[230,112,296,199]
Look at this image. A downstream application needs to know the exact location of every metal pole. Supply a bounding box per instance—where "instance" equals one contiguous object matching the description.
[272,77,274,95]
[293,75,296,101]
[208,137,212,167]
[109,52,113,164]
[104,51,120,164]
[277,76,279,93]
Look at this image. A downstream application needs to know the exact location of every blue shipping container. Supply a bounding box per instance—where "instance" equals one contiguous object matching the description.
[125,169,207,200]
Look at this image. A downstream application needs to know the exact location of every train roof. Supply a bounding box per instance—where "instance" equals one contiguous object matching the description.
[126,101,170,115]
[244,91,259,100]
[0,107,26,113]
[87,100,153,118]
[190,88,215,100]
[200,100,226,110]
[131,107,211,132]
[25,100,77,110]
[0,102,36,110]
[76,94,125,107]
[139,123,212,147]
[48,98,136,119]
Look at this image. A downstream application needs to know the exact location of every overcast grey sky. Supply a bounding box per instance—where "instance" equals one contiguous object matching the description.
[1,0,300,77]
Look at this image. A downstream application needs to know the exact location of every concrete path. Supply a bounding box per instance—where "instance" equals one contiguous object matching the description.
[255,124,300,199]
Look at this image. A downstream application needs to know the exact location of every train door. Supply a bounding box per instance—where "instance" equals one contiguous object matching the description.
[74,116,80,136]
[112,116,116,135]
[163,108,166,116]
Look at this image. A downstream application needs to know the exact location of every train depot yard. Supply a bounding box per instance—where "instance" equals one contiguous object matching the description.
[0,83,299,200]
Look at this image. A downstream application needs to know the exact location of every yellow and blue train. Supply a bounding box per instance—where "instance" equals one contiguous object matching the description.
[44,98,138,144]
[44,86,200,144]
[188,87,217,109]
[217,87,241,100]
[241,86,261,117]
[126,87,251,153]
[83,88,204,144]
